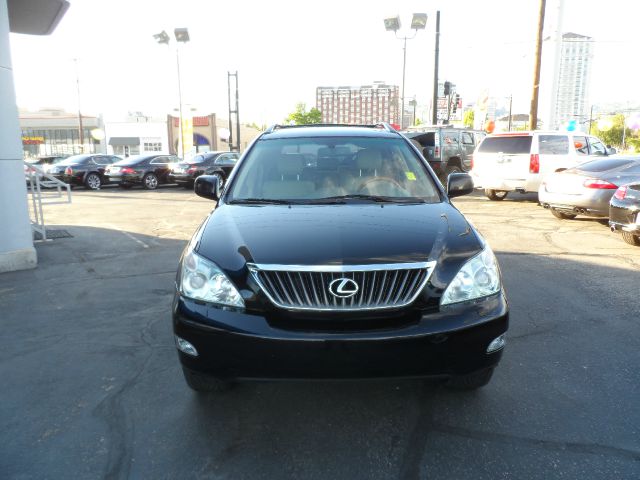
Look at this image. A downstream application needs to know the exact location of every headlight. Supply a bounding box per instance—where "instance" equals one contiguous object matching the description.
[440,246,501,305]
[179,249,244,308]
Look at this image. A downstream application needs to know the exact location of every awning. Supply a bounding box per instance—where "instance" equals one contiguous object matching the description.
[108,137,139,146]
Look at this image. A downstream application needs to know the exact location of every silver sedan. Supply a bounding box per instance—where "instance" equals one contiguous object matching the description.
[539,156,640,219]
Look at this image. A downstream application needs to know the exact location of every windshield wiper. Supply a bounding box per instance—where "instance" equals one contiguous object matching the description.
[228,198,294,205]
[313,194,426,204]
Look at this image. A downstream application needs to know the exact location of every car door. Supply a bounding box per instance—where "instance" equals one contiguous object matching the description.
[93,155,114,181]
[460,132,475,171]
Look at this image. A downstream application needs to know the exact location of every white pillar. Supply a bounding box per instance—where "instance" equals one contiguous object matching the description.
[0,0,37,273]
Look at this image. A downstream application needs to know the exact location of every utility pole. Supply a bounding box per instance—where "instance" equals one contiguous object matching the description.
[588,105,593,134]
[432,10,440,125]
[508,95,513,131]
[227,71,240,152]
[74,58,84,153]
[529,0,546,131]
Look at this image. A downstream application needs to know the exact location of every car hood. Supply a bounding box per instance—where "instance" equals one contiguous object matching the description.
[196,202,483,290]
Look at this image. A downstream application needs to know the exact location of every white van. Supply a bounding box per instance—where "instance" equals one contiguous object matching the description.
[471,131,615,200]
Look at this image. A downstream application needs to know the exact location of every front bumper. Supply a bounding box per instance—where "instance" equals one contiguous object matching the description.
[173,292,509,380]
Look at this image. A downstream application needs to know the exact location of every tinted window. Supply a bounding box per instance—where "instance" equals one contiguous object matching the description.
[187,155,206,164]
[477,136,533,154]
[538,135,569,155]
[59,155,91,165]
[461,132,474,145]
[228,137,440,203]
[576,159,635,172]
[150,157,167,164]
[589,137,607,156]
[574,136,589,155]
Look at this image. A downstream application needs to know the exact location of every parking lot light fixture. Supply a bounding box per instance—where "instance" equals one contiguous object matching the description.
[383,14,427,129]
[153,30,170,45]
[383,16,401,32]
[174,28,190,43]
[411,13,427,30]
[153,28,190,159]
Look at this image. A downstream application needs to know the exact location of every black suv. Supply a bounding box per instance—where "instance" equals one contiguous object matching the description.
[173,124,508,393]
[403,127,485,184]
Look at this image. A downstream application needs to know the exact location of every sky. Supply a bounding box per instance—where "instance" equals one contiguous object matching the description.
[8,0,640,124]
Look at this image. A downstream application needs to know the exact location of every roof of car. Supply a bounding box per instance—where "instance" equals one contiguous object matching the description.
[260,124,401,139]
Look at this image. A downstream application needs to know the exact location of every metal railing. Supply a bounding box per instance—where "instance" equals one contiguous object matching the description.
[24,162,72,241]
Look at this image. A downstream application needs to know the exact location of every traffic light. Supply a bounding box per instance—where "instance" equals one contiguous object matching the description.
[443,81,451,96]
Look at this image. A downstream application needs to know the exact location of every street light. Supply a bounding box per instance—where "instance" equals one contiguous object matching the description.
[153,28,189,159]
[383,13,426,129]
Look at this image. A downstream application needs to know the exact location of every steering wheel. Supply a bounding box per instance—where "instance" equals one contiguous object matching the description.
[357,176,407,194]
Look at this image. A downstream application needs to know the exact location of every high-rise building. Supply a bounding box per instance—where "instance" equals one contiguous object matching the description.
[316,83,400,125]
[543,32,594,130]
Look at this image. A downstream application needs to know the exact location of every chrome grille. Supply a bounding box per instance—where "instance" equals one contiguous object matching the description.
[248,262,436,311]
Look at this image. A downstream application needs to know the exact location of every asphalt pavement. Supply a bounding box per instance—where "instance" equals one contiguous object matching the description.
[1,186,639,480]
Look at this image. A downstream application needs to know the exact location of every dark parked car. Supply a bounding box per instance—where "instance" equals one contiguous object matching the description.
[106,154,180,189]
[169,151,239,188]
[173,124,509,394]
[610,181,640,246]
[403,126,485,184]
[540,157,640,219]
[51,154,121,190]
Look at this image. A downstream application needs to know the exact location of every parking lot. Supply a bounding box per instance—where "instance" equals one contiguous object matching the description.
[1,185,639,479]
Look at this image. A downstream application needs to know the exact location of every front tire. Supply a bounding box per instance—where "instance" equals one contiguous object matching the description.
[182,367,233,393]
[551,209,576,220]
[485,189,508,201]
[621,231,640,246]
[142,173,159,190]
[445,367,494,390]
[84,173,101,190]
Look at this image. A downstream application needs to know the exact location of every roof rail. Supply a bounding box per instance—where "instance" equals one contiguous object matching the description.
[263,123,400,134]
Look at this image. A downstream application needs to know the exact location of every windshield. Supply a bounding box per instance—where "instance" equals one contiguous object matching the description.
[227,137,441,204]
[574,158,635,172]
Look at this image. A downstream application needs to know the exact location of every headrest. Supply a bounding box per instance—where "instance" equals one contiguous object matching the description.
[277,153,305,176]
[356,149,383,170]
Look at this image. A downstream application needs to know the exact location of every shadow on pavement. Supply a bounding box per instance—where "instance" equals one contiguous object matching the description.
[1,227,638,479]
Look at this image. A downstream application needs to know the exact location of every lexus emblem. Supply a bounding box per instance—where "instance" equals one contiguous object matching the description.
[328,278,359,298]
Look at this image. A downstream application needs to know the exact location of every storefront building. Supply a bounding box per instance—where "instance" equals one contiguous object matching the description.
[19,108,101,159]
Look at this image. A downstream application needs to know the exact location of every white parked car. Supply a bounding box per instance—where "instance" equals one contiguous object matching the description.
[471,131,615,200]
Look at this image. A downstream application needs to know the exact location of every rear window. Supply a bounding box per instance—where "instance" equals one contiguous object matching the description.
[576,159,636,173]
[538,135,569,155]
[477,136,532,154]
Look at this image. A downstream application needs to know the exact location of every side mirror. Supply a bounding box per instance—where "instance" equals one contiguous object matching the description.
[194,174,223,200]
[447,173,474,198]
[607,147,617,155]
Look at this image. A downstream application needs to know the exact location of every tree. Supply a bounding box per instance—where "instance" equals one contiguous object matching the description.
[286,103,322,125]
[591,114,629,148]
[463,109,474,128]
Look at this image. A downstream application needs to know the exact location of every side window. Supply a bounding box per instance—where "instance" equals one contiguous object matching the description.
[589,137,607,156]
[150,157,165,164]
[167,155,179,163]
[538,135,569,155]
[461,132,474,145]
[573,136,589,155]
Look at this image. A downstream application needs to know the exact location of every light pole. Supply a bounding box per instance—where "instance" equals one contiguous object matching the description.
[384,13,427,129]
[154,28,190,159]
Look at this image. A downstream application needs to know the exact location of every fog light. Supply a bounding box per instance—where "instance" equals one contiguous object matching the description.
[487,334,506,353]
[175,335,198,357]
